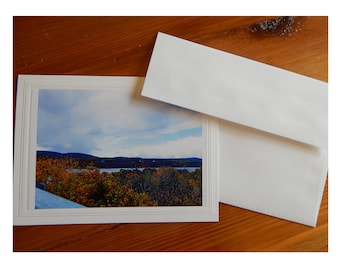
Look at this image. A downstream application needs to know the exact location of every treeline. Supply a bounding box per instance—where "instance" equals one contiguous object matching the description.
[37,151,202,169]
[36,158,202,207]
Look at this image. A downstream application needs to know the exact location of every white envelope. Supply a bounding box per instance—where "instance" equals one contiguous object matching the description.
[142,32,328,226]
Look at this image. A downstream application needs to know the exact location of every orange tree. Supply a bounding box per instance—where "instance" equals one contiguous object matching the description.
[36,157,157,207]
[120,167,202,206]
[153,167,202,206]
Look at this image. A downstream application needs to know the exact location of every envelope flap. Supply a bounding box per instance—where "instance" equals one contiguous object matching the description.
[142,32,328,148]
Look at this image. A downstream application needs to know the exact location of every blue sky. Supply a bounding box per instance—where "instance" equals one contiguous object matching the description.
[37,88,202,158]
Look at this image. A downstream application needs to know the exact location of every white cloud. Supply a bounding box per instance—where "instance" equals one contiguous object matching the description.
[71,88,201,139]
[37,88,202,158]
[36,145,52,151]
[90,135,129,157]
[111,136,203,158]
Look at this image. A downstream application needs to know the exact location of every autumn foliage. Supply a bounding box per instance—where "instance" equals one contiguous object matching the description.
[36,158,202,207]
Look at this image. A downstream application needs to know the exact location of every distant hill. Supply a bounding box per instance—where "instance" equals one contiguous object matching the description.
[37,151,97,159]
[37,151,202,168]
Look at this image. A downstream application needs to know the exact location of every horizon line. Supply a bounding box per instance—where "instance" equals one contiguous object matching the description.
[36,150,202,160]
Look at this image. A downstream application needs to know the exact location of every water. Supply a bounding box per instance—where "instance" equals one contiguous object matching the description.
[100,167,200,173]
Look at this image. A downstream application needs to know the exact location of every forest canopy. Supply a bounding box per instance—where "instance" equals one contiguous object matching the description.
[36,157,202,207]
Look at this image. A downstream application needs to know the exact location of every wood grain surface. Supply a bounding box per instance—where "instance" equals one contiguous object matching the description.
[13,16,328,252]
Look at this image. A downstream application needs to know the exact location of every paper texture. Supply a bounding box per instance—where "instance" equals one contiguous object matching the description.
[142,32,327,149]
[218,120,327,226]
[142,32,328,226]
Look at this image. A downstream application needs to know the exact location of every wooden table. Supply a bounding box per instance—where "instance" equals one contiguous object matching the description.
[13,16,328,251]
